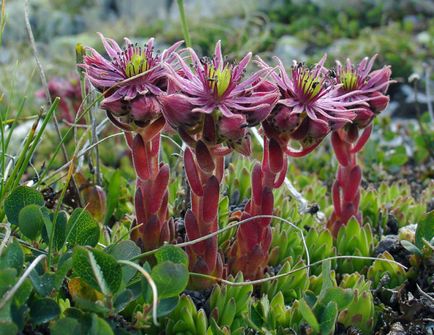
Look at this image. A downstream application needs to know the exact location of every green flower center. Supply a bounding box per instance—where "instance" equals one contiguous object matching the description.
[125,54,149,78]
[299,72,321,99]
[208,65,232,97]
[341,71,358,90]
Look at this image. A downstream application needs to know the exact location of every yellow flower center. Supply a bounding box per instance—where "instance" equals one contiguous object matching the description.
[341,71,358,90]
[125,54,149,78]
[208,65,232,97]
[299,72,321,99]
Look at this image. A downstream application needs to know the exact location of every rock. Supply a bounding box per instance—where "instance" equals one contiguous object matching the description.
[273,35,307,65]
[387,322,406,335]
[387,84,434,119]
[374,235,411,268]
[326,38,352,58]
[168,0,245,21]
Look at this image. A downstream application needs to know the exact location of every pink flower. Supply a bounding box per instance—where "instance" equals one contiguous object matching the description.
[334,55,393,128]
[37,74,84,123]
[82,33,182,126]
[259,55,360,149]
[160,41,279,154]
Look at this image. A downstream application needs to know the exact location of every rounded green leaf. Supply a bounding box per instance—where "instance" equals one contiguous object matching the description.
[18,204,44,240]
[109,240,141,283]
[0,239,24,273]
[67,209,100,247]
[72,247,122,294]
[29,298,60,324]
[151,261,189,299]
[155,245,188,266]
[5,186,44,225]
[50,317,81,335]
[156,297,179,317]
[90,314,114,335]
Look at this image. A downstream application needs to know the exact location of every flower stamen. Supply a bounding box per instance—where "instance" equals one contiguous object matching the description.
[207,64,232,97]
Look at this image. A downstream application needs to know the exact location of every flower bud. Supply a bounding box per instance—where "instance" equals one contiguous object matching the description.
[368,91,389,113]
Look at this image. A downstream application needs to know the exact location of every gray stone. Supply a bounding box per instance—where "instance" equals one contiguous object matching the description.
[273,35,307,66]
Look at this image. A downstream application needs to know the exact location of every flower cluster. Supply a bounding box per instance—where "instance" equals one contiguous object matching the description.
[82,33,392,283]
[36,74,84,124]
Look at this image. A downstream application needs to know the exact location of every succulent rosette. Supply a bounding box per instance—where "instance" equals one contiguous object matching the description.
[82,33,182,128]
[160,41,279,155]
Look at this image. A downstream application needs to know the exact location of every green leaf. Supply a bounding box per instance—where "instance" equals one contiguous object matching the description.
[72,247,122,295]
[109,240,140,283]
[400,240,421,255]
[157,297,179,317]
[5,186,44,225]
[320,301,338,335]
[29,271,55,297]
[53,211,68,250]
[114,289,134,313]
[90,314,114,335]
[0,239,24,273]
[104,170,122,226]
[0,323,18,335]
[18,204,44,240]
[151,261,189,299]
[320,288,353,310]
[13,279,32,306]
[386,147,408,167]
[50,317,81,335]
[155,245,188,266]
[297,299,319,333]
[318,260,332,301]
[415,211,434,249]
[29,298,60,324]
[67,209,100,247]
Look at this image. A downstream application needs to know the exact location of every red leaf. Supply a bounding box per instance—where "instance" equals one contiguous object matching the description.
[202,176,220,224]
[285,140,321,157]
[195,140,215,173]
[185,209,200,241]
[331,131,350,166]
[134,186,145,223]
[184,148,204,196]
[141,116,165,142]
[251,164,263,206]
[268,138,284,174]
[124,132,134,149]
[149,164,170,213]
[260,188,274,227]
[341,203,355,224]
[332,181,342,216]
[132,134,150,180]
[344,165,362,202]
[178,128,197,147]
[351,124,372,153]
[185,210,205,255]
[273,155,288,188]
[158,191,169,220]
[150,134,160,157]
[346,124,359,143]
[203,114,216,144]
